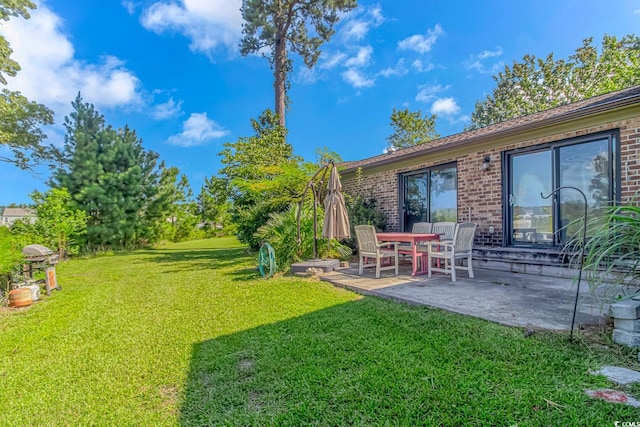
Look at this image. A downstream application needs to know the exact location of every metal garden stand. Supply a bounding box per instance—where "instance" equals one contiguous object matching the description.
[541,186,588,340]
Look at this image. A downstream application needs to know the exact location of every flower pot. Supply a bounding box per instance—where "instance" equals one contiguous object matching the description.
[9,288,33,308]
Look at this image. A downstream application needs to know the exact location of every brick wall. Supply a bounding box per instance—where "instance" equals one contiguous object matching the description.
[343,116,640,248]
[620,119,640,200]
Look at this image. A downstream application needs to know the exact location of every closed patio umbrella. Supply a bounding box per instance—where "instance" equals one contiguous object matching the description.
[322,164,350,240]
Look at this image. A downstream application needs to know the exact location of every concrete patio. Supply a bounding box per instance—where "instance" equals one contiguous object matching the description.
[319,261,632,331]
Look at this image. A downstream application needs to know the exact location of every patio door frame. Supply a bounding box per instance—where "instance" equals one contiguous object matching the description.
[398,162,458,232]
[503,130,620,247]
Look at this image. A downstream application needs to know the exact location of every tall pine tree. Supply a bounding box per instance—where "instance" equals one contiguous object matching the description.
[52,94,162,250]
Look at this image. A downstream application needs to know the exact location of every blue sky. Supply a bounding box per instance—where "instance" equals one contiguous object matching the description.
[1,0,639,205]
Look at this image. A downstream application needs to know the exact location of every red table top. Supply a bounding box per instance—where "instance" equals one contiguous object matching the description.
[376,232,439,242]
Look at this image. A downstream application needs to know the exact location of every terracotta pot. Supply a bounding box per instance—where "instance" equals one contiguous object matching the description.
[9,288,33,308]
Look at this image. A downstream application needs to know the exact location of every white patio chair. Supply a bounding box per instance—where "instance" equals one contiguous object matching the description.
[412,222,433,234]
[422,222,477,282]
[399,222,433,254]
[354,225,399,278]
[432,221,456,244]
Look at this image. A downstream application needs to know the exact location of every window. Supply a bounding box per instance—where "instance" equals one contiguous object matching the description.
[505,131,619,246]
[400,163,457,231]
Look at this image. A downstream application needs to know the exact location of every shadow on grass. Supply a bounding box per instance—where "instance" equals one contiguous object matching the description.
[98,241,279,280]
[127,247,251,274]
[226,267,263,282]
[132,244,281,281]
[178,298,636,427]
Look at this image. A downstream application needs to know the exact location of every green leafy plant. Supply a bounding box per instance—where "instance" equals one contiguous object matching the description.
[219,109,310,249]
[9,188,87,258]
[343,195,388,251]
[0,227,24,298]
[236,200,288,250]
[255,202,351,271]
[387,107,440,149]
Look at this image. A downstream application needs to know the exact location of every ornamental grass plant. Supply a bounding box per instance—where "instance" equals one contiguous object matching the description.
[573,202,640,301]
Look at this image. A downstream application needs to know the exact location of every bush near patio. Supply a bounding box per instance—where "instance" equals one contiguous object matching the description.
[579,199,640,300]
[255,202,352,271]
[342,195,388,252]
[0,227,23,297]
[9,188,87,259]
[1,237,639,426]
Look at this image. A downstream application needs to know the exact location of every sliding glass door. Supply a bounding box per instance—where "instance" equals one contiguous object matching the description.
[430,167,457,222]
[402,172,428,232]
[509,150,553,244]
[506,132,618,246]
[401,163,457,231]
[557,138,611,242]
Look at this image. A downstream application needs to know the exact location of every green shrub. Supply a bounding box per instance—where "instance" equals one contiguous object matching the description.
[0,227,24,297]
[8,218,39,250]
[343,195,388,251]
[255,203,351,271]
[235,200,289,250]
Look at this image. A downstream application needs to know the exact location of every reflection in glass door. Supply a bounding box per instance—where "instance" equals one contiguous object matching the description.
[401,164,458,231]
[402,173,428,231]
[509,151,553,244]
[430,166,457,222]
[506,131,618,246]
[558,138,610,242]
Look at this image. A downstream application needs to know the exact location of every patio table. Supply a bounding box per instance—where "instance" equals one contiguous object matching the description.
[376,232,440,276]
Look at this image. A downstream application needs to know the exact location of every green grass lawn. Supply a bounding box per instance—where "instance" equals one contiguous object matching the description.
[1,237,639,426]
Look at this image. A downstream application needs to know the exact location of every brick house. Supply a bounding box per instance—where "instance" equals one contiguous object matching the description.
[340,85,640,275]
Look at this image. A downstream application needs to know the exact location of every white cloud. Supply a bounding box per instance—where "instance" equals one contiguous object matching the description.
[411,59,433,73]
[152,97,183,120]
[167,113,229,146]
[342,68,375,88]
[378,58,408,77]
[430,97,460,116]
[477,46,503,60]
[319,52,348,69]
[340,4,384,42]
[415,83,450,103]
[455,114,471,124]
[345,45,373,67]
[236,3,387,92]
[122,1,138,15]
[141,0,243,55]
[369,5,384,25]
[398,24,444,54]
[0,3,144,124]
[342,20,369,41]
[295,66,318,84]
[465,46,504,74]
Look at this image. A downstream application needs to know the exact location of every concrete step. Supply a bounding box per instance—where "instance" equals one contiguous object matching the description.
[473,246,577,278]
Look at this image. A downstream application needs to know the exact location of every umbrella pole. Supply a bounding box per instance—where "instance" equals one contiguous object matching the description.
[296,164,329,247]
[312,182,318,259]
